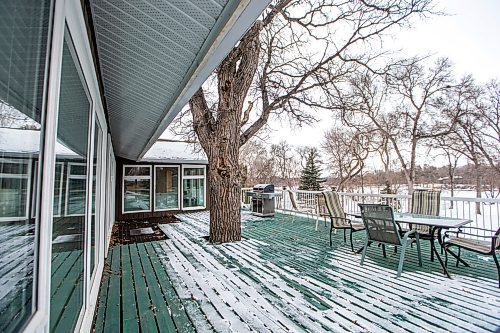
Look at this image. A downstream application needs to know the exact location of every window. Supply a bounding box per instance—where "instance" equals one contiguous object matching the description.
[50,27,91,332]
[154,166,179,211]
[182,166,206,209]
[0,159,31,221]
[123,166,151,213]
[65,163,87,216]
[31,162,64,218]
[90,120,103,278]
[0,0,51,331]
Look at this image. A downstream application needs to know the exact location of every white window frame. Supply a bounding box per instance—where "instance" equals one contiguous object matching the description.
[122,165,152,214]
[153,165,180,212]
[64,162,87,217]
[0,158,32,222]
[32,161,64,218]
[181,164,206,210]
[28,0,111,331]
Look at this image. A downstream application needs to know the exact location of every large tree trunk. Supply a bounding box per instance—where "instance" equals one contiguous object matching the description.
[189,22,262,243]
[208,159,241,243]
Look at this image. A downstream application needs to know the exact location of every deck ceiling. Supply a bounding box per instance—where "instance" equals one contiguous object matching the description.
[89,0,270,160]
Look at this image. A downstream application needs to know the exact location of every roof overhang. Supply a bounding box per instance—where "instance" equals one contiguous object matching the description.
[89,0,271,161]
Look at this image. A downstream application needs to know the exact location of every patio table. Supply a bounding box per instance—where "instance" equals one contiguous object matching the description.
[347,212,472,278]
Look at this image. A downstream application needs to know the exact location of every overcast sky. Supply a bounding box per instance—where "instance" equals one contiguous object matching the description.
[161,0,499,168]
[267,0,500,150]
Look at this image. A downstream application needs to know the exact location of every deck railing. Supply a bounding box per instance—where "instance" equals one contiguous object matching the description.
[240,187,500,236]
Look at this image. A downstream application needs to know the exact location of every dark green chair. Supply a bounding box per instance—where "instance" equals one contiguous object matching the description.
[359,204,422,277]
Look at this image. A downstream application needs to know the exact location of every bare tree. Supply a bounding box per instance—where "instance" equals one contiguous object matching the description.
[475,80,500,174]
[239,139,274,186]
[432,136,463,208]
[441,77,485,213]
[323,127,375,191]
[188,0,435,243]
[334,58,459,194]
[0,101,40,129]
[270,141,299,187]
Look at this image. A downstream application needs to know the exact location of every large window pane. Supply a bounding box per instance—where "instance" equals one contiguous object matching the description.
[0,0,51,331]
[124,179,151,212]
[183,178,205,208]
[66,177,86,215]
[155,167,179,210]
[50,28,91,332]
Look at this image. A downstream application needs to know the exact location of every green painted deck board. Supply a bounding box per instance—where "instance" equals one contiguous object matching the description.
[129,243,158,332]
[137,243,176,333]
[50,251,83,332]
[94,212,500,333]
[93,268,109,333]
[121,245,139,333]
[103,247,121,333]
[144,242,195,333]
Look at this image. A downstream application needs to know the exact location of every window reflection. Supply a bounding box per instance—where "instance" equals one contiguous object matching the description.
[50,28,91,332]
[0,0,51,331]
[155,166,179,210]
[123,166,151,212]
[182,167,205,208]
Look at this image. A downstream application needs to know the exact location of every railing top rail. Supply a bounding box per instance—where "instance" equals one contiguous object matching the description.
[283,189,500,203]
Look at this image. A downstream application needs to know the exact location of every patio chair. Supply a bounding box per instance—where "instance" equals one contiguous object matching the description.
[287,190,315,223]
[314,193,329,230]
[443,227,500,288]
[408,190,441,260]
[322,191,364,251]
[359,204,422,277]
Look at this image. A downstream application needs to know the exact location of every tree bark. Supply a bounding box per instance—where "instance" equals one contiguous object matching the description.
[189,22,262,243]
[208,159,241,243]
[475,164,482,215]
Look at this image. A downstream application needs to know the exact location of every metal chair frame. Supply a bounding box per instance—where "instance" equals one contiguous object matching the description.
[322,191,365,252]
[443,226,500,288]
[359,204,423,277]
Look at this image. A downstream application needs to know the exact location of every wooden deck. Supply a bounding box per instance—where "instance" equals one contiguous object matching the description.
[94,211,500,332]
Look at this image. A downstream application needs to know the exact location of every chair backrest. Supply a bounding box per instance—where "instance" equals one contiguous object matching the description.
[287,190,299,210]
[322,191,348,227]
[410,190,441,234]
[359,204,401,245]
[316,193,329,217]
[411,190,441,216]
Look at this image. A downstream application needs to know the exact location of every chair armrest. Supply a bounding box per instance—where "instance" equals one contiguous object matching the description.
[401,229,417,240]
[455,226,498,233]
[444,230,461,239]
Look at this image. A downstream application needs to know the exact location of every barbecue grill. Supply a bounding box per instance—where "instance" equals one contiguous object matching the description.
[246,184,280,217]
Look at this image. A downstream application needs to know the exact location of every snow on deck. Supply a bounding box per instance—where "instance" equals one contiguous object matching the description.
[94,212,500,333]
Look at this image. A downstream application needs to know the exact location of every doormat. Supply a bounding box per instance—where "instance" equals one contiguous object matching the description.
[129,227,154,236]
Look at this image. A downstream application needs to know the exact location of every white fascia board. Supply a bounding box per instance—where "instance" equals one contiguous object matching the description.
[137,0,272,161]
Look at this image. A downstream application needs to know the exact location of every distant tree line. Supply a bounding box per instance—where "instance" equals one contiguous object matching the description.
[239,58,499,212]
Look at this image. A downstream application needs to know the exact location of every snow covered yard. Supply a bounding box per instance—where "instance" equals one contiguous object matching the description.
[94,211,500,333]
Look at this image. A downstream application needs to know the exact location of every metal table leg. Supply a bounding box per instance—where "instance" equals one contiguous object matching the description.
[431,226,451,278]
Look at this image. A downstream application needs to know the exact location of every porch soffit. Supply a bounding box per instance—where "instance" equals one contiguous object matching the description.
[89,0,271,160]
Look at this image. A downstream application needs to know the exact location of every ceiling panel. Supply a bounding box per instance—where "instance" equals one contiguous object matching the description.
[89,0,272,160]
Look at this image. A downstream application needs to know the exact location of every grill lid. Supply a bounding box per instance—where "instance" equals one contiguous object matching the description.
[253,184,274,193]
